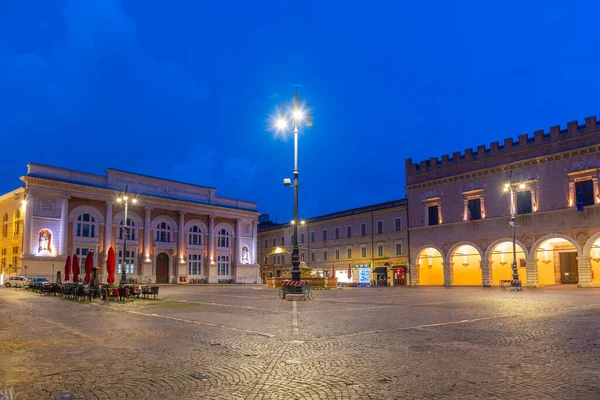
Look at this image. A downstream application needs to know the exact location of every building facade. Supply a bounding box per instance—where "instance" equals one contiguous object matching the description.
[15,163,260,283]
[0,188,25,276]
[258,200,409,286]
[406,115,600,287]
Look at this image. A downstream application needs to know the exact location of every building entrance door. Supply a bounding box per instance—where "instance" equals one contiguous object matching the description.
[156,253,169,283]
[393,268,406,286]
[559,252,578,284]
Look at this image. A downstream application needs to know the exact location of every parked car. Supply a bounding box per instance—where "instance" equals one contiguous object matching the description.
[4,276,30,288]
[27,277,49,290]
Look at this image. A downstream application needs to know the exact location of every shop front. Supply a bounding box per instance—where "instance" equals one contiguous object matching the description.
[391,264,408,286]
[372,265,388,286]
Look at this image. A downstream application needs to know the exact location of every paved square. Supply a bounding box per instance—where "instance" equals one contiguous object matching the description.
[1,285,600,399]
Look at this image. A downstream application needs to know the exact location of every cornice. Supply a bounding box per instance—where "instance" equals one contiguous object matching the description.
[21,177,259,219]
[406,144,600,191]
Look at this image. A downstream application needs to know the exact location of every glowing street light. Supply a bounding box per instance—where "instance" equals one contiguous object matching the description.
[502,172,527,288]
[116,187,138,285]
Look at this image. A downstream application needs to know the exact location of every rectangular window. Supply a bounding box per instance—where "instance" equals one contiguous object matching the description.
[334,227,340,239]
[281,236,285,246]
[277,255,281,264]
[517,191,533,214]
[272,256,276,264]
[117,249,135,274]
[290,235,294,245]
[300,253,305,261]
[188,253,202,275]
[272,238,276,247]
[323,251,328,261]
[377,221,383,234]
[576,179,595,207]
[361,246,367,258]
[335,249,340,260]
[395,218,402,232]
[467,198,482,220]
[322,230,328,241]
[361,223,367,236]
[300,233,305,244]
[346,226,352,238]
[377,245,384,257]
[310,231,315,242]
[12,256,18,266]
[395,243,402,256]
[311,252,315,262]
[12,246,19,254]
[217,255,230,275]
[428,205,439,226]
[347,248,352,259]
[282,255,285,264]
[264,239,268,248]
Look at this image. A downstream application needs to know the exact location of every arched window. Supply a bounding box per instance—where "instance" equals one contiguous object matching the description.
[189,225,202,246]
[13,210,21,235]
[156,222,172,243]
[2,214,8,238]
[217,228,230,248]
[119,219,136,240]
[76,213,96,238]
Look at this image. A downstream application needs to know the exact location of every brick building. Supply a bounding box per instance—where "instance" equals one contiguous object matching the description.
[0,188,25,279]
[406,115,600,287]
[12,163,260,283]
[258,200,409,286]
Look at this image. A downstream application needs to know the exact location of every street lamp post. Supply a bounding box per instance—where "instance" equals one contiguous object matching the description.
[274,91,312,283]
[117,189,137,284]
[503,171,524,285]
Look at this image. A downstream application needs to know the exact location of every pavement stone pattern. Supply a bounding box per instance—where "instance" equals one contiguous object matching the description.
[1,285,600,399]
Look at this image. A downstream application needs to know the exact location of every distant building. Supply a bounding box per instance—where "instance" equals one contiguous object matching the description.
[12,163,260,283]
[0,189,25,277]
[406,115,600,287]
[258,200,409,286]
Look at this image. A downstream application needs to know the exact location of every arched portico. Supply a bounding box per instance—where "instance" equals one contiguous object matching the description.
[584,233,600,285]
[486,240,528,285]
[447,242,483,286]
[415,245,444,286]
[531,234,581,285]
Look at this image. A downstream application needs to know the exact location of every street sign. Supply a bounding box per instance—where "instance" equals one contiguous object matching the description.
[24,265,28,270]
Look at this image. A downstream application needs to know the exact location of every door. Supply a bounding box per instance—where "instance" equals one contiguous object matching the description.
[394,268,406,286]
[156,253,169,284]
[559,252,578,284]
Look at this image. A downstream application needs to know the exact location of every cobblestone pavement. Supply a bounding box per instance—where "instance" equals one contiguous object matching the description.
[1,285,600,399]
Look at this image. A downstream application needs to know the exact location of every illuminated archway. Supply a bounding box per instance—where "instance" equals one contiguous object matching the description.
[534,237,579,285]
[416,247,444,286]
[586,235,600,285]
[488,241,527,285]
[449,244,482,286]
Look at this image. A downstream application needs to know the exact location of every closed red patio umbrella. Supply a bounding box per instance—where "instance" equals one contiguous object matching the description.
[64,256,72,282]
[84,251,94,284]
[347,263,352,280]
[72,254,80,283]
[107,247,115,285]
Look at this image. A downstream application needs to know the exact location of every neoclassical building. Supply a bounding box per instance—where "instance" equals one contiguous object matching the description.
[258,200,409,286]
[406,115,600,287]
[15,163,260,283]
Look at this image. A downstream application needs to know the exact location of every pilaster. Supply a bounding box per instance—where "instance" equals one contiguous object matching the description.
[235,219,242,265]
[252,221,258,264]
[526,258,538,287]
[577,255,592,287]
[22,191,34,257]
[208,215,216,283]
[59,196,69,256]
[443,262,452,286]
[481,260,492,287]
[104,201,112,258]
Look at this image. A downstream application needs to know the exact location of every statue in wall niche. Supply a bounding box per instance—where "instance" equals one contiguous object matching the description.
[242,245,250,263]
[38,229,52,253]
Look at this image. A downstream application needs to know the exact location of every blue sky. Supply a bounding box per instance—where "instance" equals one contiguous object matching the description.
[1,0,599,221]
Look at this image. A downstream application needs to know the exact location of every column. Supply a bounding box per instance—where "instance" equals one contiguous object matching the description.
[143,207,152,262]
[569,181,575,207]
[177,212,185,284]
[252,221,258,264]
[235,219,242,265]
[208,215,215,282]
[409,261,417,286]
[22,191,34,257]
[178,212,185,263]
[59,196,69,256]
[480,260,491,287]
[443,262,452,286]
[593,178,599,204]
[577,255,592,287]
[104,202,112,258]
[463,198,468,221]
[525,258,538,287]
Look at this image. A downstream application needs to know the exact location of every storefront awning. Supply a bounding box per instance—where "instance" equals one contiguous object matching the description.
[390,265,406,270]
[373,267,387,273]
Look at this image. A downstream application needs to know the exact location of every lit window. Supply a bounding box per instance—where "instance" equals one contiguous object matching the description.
[155,222,172,243]
[188,253,202,275]
[117,249,135,274]
[217,255,230,275]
